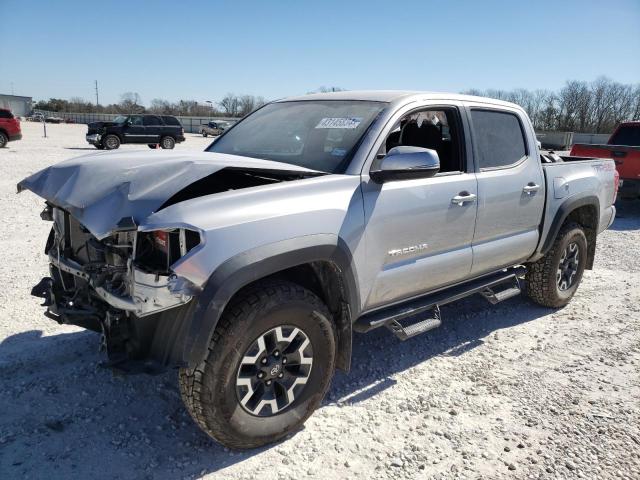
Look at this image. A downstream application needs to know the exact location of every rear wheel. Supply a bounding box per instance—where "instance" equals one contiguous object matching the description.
[179,281,336,449]
[526,222,588,307]
[160,136,175,149]
[102,134,120,150]
[0,132,7,148]
[202,131,208,137]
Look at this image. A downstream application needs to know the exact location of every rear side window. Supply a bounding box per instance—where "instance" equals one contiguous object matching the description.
[162,116,181,126]
[143,115,162,126]
[609,125,640,146]
[471,110,527,169]
[0,110,13,119]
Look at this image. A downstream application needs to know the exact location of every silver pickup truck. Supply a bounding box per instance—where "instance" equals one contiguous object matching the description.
[19,91,618,449]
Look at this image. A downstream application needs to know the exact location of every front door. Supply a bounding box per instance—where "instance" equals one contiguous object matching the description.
[122,115,146,143]
[466,107,545,275]
[362,106,478,310]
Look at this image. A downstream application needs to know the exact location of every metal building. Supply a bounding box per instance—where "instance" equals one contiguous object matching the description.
[0,94,33,116]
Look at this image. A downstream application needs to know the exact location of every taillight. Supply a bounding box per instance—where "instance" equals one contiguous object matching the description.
[613,170,620,203]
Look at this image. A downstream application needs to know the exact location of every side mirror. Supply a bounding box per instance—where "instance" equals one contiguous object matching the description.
[370,146,440,183]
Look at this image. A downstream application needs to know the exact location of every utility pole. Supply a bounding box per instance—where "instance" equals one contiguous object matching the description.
[94,80,99,107]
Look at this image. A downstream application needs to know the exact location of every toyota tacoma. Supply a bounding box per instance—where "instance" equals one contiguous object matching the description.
[19,91,618,449]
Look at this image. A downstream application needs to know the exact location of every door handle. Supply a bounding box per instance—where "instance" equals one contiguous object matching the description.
[523,183,540,195]
[451,192,477,206]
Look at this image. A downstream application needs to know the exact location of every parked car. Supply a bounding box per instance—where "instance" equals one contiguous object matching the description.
[571,121,640,199]
[0,108,22,147]
[45,116,64,124]
[20,91,618,449]
[200,121,231,137]
[85,114,185,150]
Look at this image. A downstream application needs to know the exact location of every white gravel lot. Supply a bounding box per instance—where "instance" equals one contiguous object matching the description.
[1,122,639,480]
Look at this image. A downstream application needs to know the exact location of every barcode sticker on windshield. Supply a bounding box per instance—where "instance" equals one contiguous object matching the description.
[315,117,362,129]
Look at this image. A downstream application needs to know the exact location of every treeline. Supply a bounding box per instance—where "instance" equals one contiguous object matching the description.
[34,79,640,131]
[34,92,267,118]
[464,77,640,133]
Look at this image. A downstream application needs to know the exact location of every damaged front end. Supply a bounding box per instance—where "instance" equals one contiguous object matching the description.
[32,203,202,372]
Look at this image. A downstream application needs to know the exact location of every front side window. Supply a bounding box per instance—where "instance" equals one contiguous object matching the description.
[207,100,386,173]
[471,110,527,169]
[0,110,13,119]
[378,108,464,174]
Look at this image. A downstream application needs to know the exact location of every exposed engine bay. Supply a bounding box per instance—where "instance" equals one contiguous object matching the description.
[31,204,203,369]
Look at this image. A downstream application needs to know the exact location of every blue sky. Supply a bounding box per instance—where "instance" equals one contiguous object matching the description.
[2,0,639,105]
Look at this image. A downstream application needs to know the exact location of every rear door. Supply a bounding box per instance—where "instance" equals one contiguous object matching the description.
[466,105,545,275]
[142,115,163,143]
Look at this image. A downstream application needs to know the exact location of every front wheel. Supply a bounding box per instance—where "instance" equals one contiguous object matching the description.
[526,222,588,308]
[179,281,336,449]
[102,134,120,150]
[160,136,175,149]
[0,132,8,148]
[202,132,208,137]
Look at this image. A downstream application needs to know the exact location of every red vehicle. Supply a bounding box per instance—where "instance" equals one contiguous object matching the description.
[571,122,640,199]
[0,108,22,148]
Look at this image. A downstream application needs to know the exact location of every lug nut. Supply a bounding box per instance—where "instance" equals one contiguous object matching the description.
[261,358,267,364]
[282,358,287,364]
[278,373,284,378]
[266,380,272,386]
[273,351,280,357]
[257,372,265,379]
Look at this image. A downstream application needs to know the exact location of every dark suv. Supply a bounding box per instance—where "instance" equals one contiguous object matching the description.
[86,114,185,150]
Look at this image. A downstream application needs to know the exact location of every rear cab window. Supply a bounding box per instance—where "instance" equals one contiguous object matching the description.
[470,109,527,170]
[609,125,640,146]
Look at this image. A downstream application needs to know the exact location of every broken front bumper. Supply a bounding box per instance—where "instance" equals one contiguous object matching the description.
[46,249,195,317]
[86,133,101,145]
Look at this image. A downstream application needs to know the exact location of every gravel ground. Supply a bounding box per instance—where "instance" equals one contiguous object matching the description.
[1,122,639,479]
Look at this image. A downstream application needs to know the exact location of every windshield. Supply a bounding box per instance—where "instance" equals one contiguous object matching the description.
[206,100,386,173]
[113,115,127,124]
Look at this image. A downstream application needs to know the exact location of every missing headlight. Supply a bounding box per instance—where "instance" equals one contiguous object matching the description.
[135,229,200,273]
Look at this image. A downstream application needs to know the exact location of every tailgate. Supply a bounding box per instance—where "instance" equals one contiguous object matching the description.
[570,144,640,180]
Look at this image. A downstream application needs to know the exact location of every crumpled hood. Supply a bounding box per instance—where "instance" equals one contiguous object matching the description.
[18,150,318,239]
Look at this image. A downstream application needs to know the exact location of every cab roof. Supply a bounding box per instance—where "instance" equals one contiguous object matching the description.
[278,89,522,110]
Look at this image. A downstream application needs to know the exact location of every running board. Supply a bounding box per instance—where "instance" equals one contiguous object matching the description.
[354,267,525,338]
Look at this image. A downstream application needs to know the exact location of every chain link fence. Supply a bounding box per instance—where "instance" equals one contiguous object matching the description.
[32,110,238,134]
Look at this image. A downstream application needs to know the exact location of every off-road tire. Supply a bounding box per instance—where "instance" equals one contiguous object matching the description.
[0,132,8,148]
[102,134,120,150]
[179,281,336,449]
[526,222,587,308]
[160,136,175,149]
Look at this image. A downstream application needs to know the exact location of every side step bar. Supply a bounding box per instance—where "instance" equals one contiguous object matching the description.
[354,267,525,340]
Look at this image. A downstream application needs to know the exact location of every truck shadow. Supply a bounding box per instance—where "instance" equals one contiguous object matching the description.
[610,199,640,231]
[0,294,549,478]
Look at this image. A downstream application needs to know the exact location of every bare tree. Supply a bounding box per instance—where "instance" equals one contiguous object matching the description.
[119,92,144,113]
[219,93,240,116]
